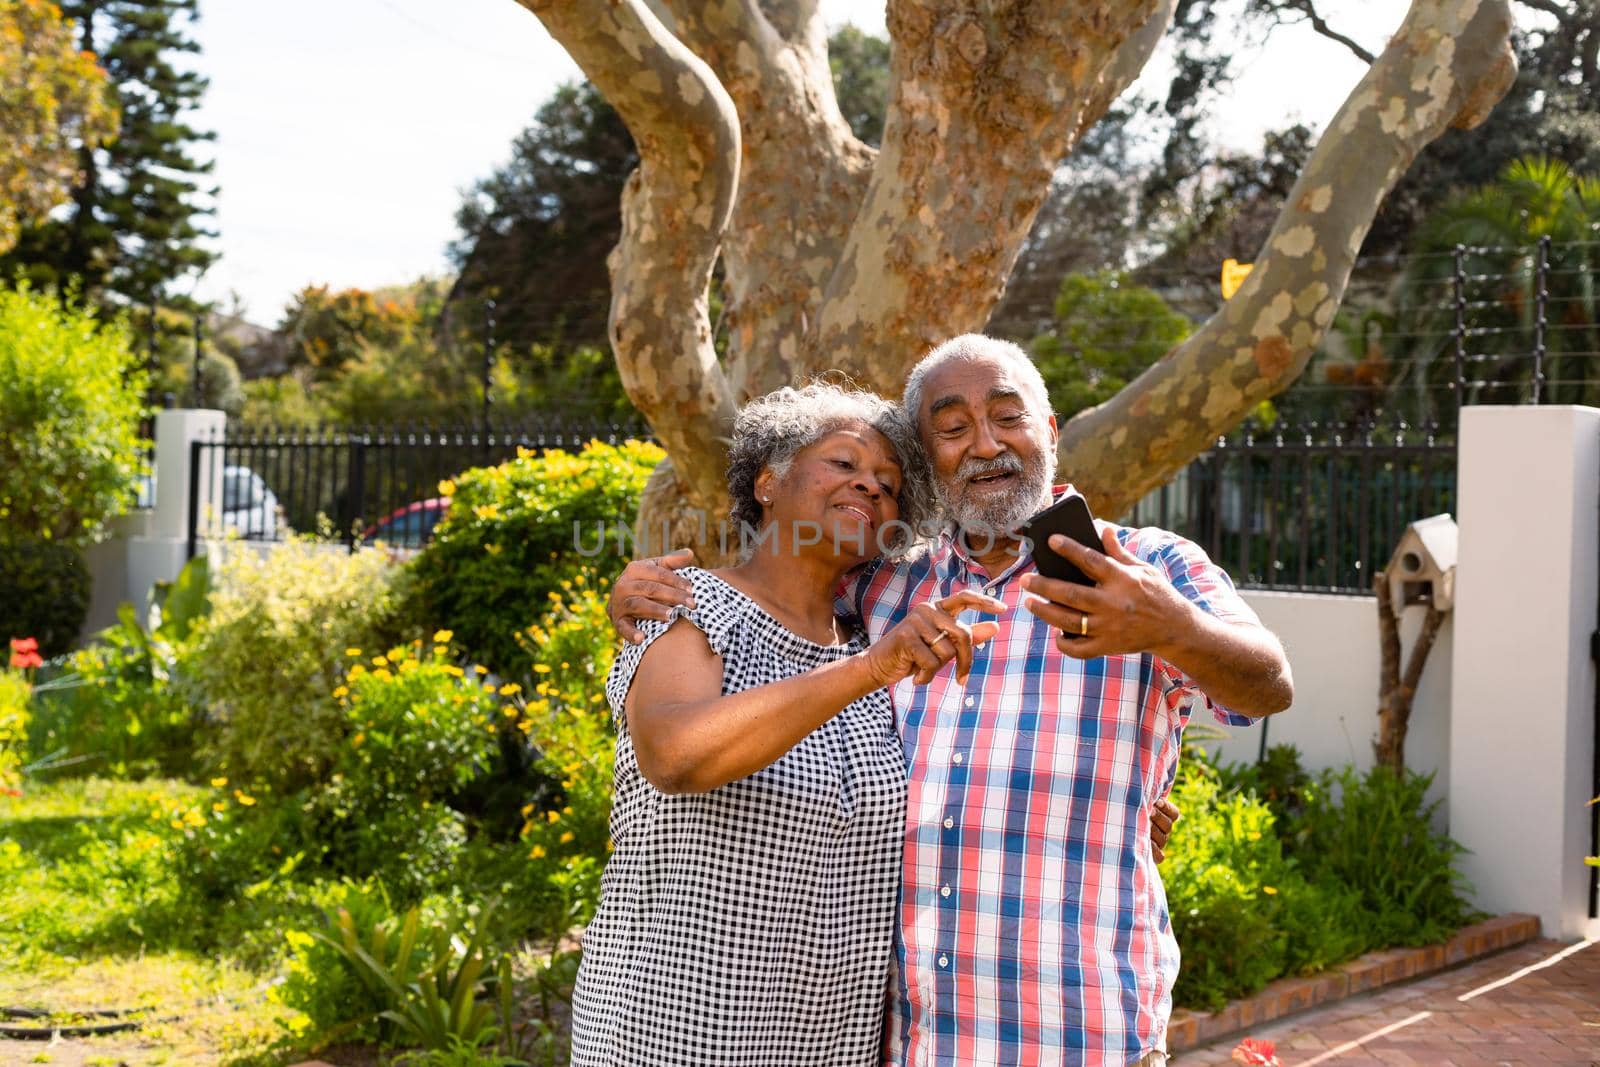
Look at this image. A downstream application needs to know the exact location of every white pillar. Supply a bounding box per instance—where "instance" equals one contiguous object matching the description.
[1449,405,1599,940]
[150,408,226,541]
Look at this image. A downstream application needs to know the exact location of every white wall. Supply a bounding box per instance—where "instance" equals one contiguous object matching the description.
[1198,591,1454,812]
[1449,405,1600,941]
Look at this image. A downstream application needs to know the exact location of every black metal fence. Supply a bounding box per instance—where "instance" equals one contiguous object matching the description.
[186,418,649,558]
[1124,420,1456,594]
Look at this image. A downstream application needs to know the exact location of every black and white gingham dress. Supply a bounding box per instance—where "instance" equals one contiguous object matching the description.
[570,567,906,1066]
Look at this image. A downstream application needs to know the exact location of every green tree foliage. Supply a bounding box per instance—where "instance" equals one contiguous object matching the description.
[0,0,215,307]
[448,29,895,360]
[0,0,119,256]
[0,283,146,546]
[828,24,889,146]
[1028,271,1192,420]
[1395,155,1600,409]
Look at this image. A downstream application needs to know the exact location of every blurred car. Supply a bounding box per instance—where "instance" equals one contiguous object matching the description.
[360,497,449,550]
[222,465,287,540]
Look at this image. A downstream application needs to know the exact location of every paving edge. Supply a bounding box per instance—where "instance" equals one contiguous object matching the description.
[1167,912,1542,1052]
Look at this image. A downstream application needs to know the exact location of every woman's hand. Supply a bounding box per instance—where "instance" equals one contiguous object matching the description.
[862,590,1007,687]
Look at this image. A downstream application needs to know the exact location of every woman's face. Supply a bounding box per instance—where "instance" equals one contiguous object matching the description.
[755,423,903,564]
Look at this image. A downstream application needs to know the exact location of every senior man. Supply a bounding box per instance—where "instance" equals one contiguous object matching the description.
[609,334,1293,1066]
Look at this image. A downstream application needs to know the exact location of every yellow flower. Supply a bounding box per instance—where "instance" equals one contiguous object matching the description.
[210,776,228,788]
[559,831,574,844]
[433,645,449,658]
[332,685,349,699]
[546,810,561,824]
[371,654,388,666]
[443,665,464,677]
[502,705,518,718]
[485,542,503,556]
[533,664,552,674]
[433,629,454,644]
[169,818,185,831]
[372,667,392,680]
[234,791,256,806]
[473,503,500,521]
[345,647,362,657]
[184,810,204,828]
[499,682,521,696]
[212,802,227,813]
[438,478,456,497]
[352,732,366,747]
[529,845,547,859]
[1262,885,1278,895]
[521,803,535,817]
[1247,831,1261,841]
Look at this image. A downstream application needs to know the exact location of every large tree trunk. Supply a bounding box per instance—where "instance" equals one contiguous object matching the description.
[517,0,1517,553]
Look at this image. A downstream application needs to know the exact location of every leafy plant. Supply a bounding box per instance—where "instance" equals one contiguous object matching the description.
[0,664,30,794]
[309,900,508,1056]
[189,538,402,792]
[408,439,662,677]
[1283,765,1473,946]
[28,559,211,779]
[0,283,148,546]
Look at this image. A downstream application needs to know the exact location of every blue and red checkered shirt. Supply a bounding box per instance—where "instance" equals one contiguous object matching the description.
[842,487,1258,1065]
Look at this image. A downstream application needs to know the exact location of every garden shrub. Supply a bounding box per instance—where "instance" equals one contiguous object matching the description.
[1165,745,1475,1011]
[189,539,402,792]
[1284,765,1473,946]
[0,283,148,547]
[0,539,92,656]
[0,669,29,793]
[408,439,662,677]
[28,604,202,779]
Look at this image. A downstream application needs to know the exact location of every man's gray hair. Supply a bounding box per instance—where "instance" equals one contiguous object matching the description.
[727,381,934,556]
[902,334,1053,424]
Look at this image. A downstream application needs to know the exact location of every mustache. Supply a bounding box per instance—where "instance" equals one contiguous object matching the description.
[954,452,1025,484]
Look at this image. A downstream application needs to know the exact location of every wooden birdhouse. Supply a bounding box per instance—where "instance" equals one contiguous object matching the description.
[1386,513,1457,612]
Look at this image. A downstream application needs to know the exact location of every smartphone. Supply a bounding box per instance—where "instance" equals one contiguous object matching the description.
[1020,493,1103,586]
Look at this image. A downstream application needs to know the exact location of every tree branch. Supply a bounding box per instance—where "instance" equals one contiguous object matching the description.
[519,0,740,511]
[1513,0,1575,18]
[1280,0,1377,64]
[1059,0,1517,519]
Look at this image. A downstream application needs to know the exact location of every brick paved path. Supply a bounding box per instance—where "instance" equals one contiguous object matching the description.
[1176,938,1600,1066]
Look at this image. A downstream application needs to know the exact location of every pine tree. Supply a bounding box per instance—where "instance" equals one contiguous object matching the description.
[1,0,216,308]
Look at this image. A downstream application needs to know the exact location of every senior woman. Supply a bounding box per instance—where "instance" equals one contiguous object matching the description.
[570,383,1004,1066]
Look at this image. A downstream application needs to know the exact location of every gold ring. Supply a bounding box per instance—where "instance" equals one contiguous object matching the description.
[1079,614,1089,637]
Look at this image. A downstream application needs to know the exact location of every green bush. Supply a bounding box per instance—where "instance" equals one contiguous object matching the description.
[29,603,204,780]
[1165,745,1475,1011]
[189,540,402,793]
[1285,765,1473,946]
[408,439,662,677]
[0,669,29,792]
[0,539,92,656]
[0,284,148,547]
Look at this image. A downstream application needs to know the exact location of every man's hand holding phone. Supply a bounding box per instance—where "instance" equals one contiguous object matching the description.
[1020,525,1200,661]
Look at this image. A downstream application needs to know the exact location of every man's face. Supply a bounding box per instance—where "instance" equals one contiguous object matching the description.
[915,356,1059,535]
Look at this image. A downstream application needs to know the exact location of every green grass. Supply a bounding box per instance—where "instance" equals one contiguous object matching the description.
[0,777,291,1065]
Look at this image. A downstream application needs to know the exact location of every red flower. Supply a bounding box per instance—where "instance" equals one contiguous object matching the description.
[1232,1038,1280,1067]
[8,637,42,670]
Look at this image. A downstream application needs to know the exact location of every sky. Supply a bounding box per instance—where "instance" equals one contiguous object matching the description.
[188,0,1386,324]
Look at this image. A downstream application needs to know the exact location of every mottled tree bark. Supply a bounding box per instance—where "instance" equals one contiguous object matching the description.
[516,0,1518,556]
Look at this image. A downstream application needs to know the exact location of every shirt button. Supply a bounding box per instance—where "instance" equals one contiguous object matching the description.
[943,816,954,829]
[940,885,951,898]
[964,696,974,708]
[938,955,949,968]
[952,752,963,765]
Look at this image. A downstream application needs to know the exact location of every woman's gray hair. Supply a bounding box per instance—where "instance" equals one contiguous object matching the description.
[727,382,934,557]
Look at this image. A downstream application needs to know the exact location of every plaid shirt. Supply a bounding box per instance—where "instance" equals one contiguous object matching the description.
[843,487,1258,1065]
